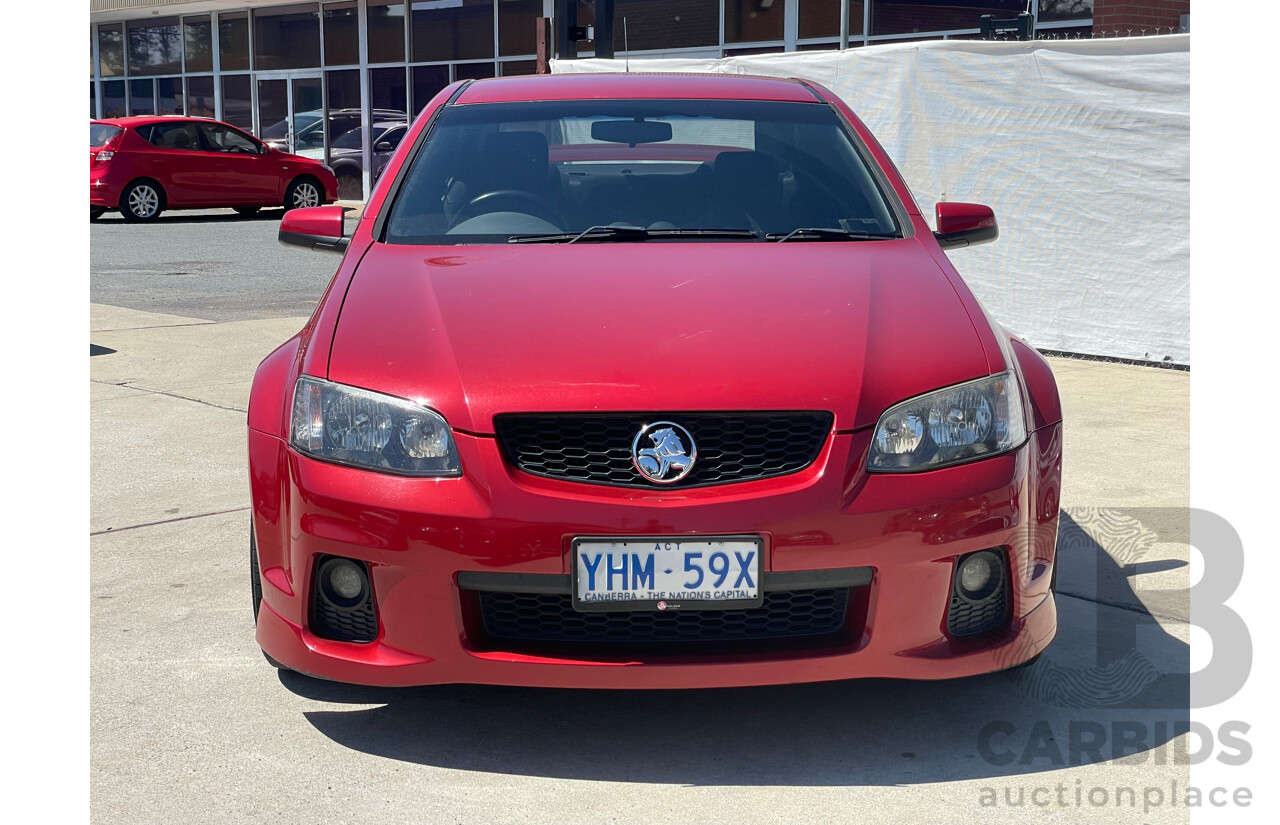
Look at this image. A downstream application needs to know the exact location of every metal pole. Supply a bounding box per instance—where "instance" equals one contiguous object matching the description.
[553,0,578,59]
[596,0,615,59]
[840,0,849,50]
[358,0,372,201]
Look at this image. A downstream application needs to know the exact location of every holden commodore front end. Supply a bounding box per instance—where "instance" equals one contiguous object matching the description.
[247,73,1062,688]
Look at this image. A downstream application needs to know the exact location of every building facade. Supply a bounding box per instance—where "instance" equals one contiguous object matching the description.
[88,1,1183,199]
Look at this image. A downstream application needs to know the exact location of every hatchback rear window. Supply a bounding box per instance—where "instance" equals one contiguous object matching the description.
[91,123,123,147]
[382,99,903,245]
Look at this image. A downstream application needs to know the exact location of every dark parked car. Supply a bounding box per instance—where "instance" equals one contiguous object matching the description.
[328,121,409,199]
[261,108,407,159]
[90,116,338,222]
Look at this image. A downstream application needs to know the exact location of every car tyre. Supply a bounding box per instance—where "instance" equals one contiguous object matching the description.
[251,525,290,671]
[336,172,362,201]
[234,206,262,216]
[90,206,105,221]
[284,176,323,212]
[120,179,165,222]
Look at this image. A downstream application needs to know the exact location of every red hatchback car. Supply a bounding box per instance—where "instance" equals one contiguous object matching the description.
[90,116,338,222]
[248,73,1063,689]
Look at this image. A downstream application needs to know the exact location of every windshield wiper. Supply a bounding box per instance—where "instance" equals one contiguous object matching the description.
[767,227,899,243]
[510,226,761,244]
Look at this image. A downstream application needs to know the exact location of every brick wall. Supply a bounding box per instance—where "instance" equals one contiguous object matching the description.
[1093,1,1190,34]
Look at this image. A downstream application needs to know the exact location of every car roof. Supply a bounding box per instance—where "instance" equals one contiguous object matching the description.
[93,115,217,128]
[454,73,822,105]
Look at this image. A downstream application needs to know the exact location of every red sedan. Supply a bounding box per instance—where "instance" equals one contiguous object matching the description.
[248,73,1063,688]
[90,116,338,222]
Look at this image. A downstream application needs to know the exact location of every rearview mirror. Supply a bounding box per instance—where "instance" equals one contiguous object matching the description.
[934,202,998,250]
[279,205,348,253]
[591,119,673,146]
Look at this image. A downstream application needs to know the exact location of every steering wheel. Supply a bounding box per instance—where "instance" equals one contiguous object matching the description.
[457,189,566,228]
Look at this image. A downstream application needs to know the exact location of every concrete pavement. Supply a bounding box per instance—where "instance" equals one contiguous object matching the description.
[90,302,1192,824]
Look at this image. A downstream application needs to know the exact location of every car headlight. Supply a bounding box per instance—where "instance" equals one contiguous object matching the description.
[289,377,461,476]
[867,372,1026,472]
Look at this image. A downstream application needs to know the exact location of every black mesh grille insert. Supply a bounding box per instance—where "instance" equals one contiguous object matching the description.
[494,412,833,488]
[478,588,850,645]
[946,559,1011,638]
[312,598,379,643]
[309,557,378,644]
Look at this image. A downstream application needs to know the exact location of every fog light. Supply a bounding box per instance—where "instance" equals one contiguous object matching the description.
[317,557,369,610]
[955,550,1000,602]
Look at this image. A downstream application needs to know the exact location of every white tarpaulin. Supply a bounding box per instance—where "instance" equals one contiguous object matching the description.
[552,37,1190,365]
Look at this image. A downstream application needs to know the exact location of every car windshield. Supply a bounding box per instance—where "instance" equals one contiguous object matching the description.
[382,99,903,245]
[91,123,122,147]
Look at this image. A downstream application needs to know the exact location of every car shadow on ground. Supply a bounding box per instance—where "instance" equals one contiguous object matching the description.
[282,509,1190,786]
[93,208,288,224]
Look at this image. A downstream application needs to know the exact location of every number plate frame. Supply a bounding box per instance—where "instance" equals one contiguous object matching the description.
[571,535,765,613]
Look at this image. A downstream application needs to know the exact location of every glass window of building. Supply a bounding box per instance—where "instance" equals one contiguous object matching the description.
[257,79,289,141]
[127,17,182,76]
[102,80,126,118]
[368,0,407,63]
[501,60,537,76]
[798,1,865,39]
[411,0,495,62]
[1038,0,1092,22]
[184,16,213,73]
[499,0,540,57]
[221,74,253,129]
[323,2,360,65]
[90,82,96,117]
[158,77,182,115]
[220,12,251,71]
[871,1,1024,36]
[98,24,124,77]
[612,0,719,51]
[724,0,785,44]
[187,76,215,118]
[326,69,362,168]
[455,61,497,80]
[254,5,321,70]
[371,67,409,115]
[412,65,450,113]
[129,79,156,115]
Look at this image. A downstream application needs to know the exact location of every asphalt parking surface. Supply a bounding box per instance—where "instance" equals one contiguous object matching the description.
[90,212,1192,824]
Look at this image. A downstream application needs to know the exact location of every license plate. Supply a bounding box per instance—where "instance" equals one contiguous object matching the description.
[571,536,764,612]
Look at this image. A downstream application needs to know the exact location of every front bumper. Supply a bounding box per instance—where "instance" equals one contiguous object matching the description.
[250,423,1062,688]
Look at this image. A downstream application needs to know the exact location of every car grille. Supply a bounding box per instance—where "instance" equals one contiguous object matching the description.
[477,588,850,646]
[946,580,1011,637]
[493,412,833,488]
[311,597,379,644]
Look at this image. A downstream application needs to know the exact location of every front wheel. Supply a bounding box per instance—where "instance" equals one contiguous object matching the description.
[120,180,164,222]
[284,177,322,211]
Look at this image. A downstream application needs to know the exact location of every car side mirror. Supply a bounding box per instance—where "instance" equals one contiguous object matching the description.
[374,141,394,152]
[279,205,348,253]
[934,202,998,250]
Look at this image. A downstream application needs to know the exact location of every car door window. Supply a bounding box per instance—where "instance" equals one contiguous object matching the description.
[196,122,261,154]
[146,121,202,151]
[384,127,406,148]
